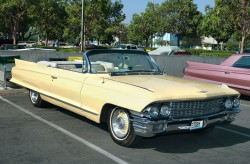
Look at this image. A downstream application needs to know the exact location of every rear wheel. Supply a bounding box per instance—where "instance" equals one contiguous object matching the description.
[108,107,142,147]
[29,90,46,107]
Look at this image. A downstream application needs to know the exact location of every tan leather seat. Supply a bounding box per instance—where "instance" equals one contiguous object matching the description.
[91,64,105,73]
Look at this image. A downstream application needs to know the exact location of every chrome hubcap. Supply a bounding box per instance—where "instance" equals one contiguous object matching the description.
[111,109,129,139]
[30,91,39,103]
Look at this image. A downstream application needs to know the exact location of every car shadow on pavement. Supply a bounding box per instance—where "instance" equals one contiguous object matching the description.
[53,105,108,131]
[47,104,250,153]
[135,124,250,153]
[240,95,250,101]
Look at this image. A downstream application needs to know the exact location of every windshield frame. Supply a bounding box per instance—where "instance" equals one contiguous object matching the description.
[83,49,162,75]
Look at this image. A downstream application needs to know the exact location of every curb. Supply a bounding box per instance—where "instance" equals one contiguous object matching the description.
[0,88,28,96]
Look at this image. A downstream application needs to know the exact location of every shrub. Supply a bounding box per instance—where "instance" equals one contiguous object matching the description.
[56,47,81,52]
[184,49,236,57]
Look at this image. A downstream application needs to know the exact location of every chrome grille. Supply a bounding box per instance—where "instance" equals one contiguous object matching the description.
[169,98,224,119]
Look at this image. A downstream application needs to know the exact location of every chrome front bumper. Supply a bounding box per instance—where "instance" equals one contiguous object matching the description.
[132,109,241,138]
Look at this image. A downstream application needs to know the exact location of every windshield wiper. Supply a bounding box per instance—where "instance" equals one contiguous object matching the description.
[129,70,156,72]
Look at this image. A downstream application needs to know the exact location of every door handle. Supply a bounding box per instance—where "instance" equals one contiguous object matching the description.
[51,76,57,79]
[224,72,230,74]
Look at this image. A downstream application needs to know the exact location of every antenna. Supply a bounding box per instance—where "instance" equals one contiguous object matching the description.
[102,77,105,84]
[93,72,106,84]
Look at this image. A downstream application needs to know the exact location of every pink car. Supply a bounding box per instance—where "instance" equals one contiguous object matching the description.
[184,54,250,96]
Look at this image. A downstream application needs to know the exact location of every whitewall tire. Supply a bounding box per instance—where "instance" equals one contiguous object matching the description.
[108,107,142,147]
[29,90,46,107]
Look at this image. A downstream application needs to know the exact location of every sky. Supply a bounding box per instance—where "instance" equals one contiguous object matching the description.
[121,0,215,23]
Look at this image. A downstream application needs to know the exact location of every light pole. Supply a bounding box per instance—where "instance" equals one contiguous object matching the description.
[152,0,155,48]
[81,0,85,52]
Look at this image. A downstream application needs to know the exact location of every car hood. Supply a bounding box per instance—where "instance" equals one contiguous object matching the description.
[107,75,239,101]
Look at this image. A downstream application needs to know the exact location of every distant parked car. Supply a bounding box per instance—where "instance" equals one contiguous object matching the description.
[113,44,145,51]
[0,44,26,50]
[115,44,138,49]
[85,44,108,50]
[148,46,190,55]
[59,43,77,48]
[184,54,250,96]
[18,41,38,48]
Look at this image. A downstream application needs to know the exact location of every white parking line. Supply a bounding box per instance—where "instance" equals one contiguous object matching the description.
[0,96,129,164]
[241,103,250,107]
[216,126,250,138]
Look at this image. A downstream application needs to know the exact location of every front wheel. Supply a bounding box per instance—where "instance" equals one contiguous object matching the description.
[108,107,142,147]
[29,90,46,107]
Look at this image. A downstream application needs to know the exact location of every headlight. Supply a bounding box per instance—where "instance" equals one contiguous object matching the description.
[160,105,171,117]
[224,99,233,109]
[233,98,240,108]
[144,106,159,118]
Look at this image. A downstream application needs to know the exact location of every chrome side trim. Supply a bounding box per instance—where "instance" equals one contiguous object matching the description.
[41,93,99,116]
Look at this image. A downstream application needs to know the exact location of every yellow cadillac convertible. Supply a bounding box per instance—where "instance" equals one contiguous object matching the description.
[11,50,241,147]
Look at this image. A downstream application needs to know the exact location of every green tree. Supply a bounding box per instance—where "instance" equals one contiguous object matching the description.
[159,0,202,46]
[226,38,239,51]
[18,14,39,41]
[85,0,125,45]
[127,14,144,45]
[64,0,125,46]
[63,0,82,44]
[32,0,67,47]
[199,0,250,53]
[198,4,235,50]
[103,0,126,44]
[217,0,250,53]
[181,36,202,48]
[0,0,36,44]
[85,0,110,44]
[0,13,11,39]
[128,2,160,47]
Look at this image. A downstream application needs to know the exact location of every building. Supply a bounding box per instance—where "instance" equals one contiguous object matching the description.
[153,33,179,48]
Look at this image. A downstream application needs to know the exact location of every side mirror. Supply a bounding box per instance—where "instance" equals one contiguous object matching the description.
[162,68,167,75]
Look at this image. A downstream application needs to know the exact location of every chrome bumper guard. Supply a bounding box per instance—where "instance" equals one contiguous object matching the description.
[131,109,240,138]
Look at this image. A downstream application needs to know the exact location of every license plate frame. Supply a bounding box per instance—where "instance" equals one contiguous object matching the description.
[190,120,204,130]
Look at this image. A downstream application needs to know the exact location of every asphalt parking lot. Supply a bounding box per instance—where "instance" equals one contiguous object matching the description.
[0,94,250,164]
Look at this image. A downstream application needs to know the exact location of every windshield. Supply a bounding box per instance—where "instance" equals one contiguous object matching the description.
[85,50,161,75]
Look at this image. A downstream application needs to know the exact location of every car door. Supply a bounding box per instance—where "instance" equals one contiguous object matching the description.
[49,68,88,108]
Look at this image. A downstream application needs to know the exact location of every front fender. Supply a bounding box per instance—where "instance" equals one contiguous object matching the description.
[80,77,156,116]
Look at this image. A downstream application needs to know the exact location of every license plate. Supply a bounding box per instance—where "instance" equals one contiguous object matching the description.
[190,120,203,130]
